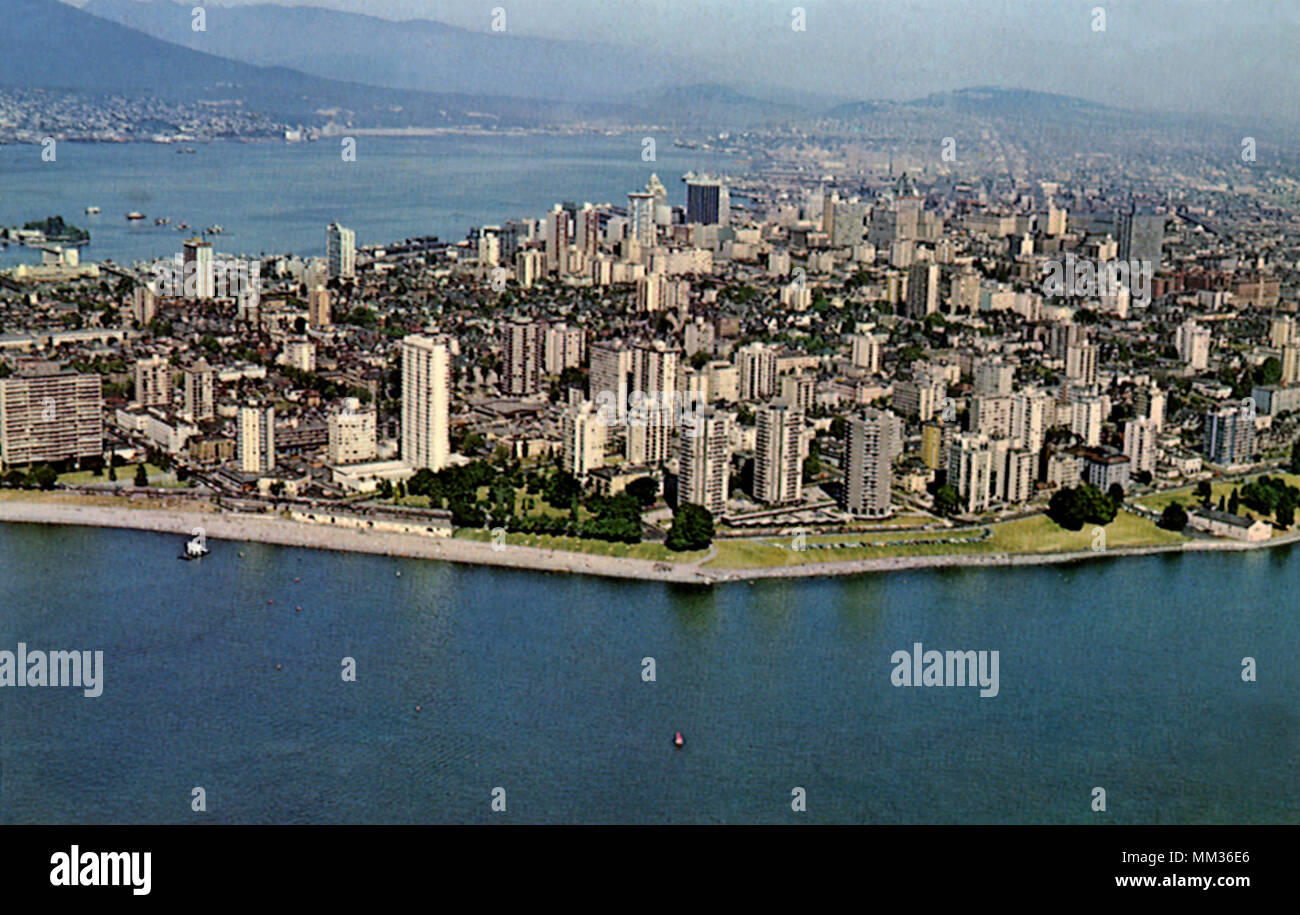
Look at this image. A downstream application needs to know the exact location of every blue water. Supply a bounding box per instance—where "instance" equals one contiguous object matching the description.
[0,522,1295,824]
[0,135,735,267]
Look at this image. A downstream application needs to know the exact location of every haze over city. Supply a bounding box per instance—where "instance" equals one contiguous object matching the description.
[58,0,1300,121]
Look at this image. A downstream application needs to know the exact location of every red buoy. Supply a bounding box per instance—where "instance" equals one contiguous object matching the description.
[673,732,684,748]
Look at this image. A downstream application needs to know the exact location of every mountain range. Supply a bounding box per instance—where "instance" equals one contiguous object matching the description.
[3,0,1195,137]
[82,0,703,103]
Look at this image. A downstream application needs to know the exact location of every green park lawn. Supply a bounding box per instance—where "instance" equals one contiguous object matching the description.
[455,528,706,563]
[702,510,1184,570]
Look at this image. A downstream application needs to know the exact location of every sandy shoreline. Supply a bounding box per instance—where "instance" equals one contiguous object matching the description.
[1,498,1296,585]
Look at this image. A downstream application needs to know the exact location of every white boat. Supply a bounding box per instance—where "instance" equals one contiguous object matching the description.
[179,535,210,560]
[84,206,100,215]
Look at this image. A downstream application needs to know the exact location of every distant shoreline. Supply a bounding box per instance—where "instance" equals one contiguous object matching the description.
[0,498,1295,585]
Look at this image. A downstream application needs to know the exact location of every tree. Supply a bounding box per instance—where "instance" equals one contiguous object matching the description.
[1228,488,1240,515]
[665,502,714,552]
[379,479,394,499]
[25,465,57,490]
[108,462,117,482]
[1048,487,1085,531]
[1290,439,1300,474]
[544,470,581,509]
[1158,502,1189,532]
[134,464,148,487]
[1108,483,1126,505]
[625,476,658,508]
[933,483,961,517]
[1076,484,1117,525]
[1195,481,1212,506]
[1277,495,1296,529]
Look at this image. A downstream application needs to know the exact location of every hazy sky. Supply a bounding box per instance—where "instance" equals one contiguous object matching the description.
[68,0,1300,121]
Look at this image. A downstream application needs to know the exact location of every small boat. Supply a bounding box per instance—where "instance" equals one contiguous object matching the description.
[673,732,684,748]
[179,222,190,230]
[177,148,196,155]
[154,217,170,226]
[84,206,100,215]
[126,212,145,221]
[206,225,224,234]
[178,536,209,560]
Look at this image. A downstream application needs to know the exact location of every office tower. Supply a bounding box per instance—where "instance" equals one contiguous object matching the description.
[543,323,585,376]
[1071,396,1105,447]
[851,334,882,373]
[545,205,572,274]
[132,284,158,324]
[1045,202,1068,237]
[821,189,836,236]
[1116,209,1163,268]
[905,262,939,318]
[1135,386,1166,430]
[841,407,902,517]
[683,320,715,358]
[134,355,171,408]
[779,374,814,414]
[308,285,332,328]
[589,341,634,423]
[0,366,103,467]
[636,274,663,313]
[281,337,315,372]
[326,223,356,279]
[633,342,680,405]
[626,401,672,465]
[1203,404,1255,467]
[754,400,804,505]
[1011,390,1050,454]
[891,379,944,422]
[498,222,522,262]
[685,175,728,226]
[736,343,778,402]
[237,405,275,474]
[561,401,606,478]
[514,249,545,288]
[1284,344,1300,386]
[1065,342,1098,386]
[973,358,1014,397]
[1049,323,1088,360]
[1003,449,1037,503]
[1270,316,1295,350]
[477,226,501,267]
[1176,320,1212,371]
[503,320,545,396]
[576,205,601,258]
[627,192,656,247]
[182,237,215,299]
[328,399,377,465]
[969,395,1014,438]
[1123,418,1159,475]
[678,408,729,515]
[947,432,995,514]
[183,359,214,422]
[401,335,451,471]
[706,361,739,403]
